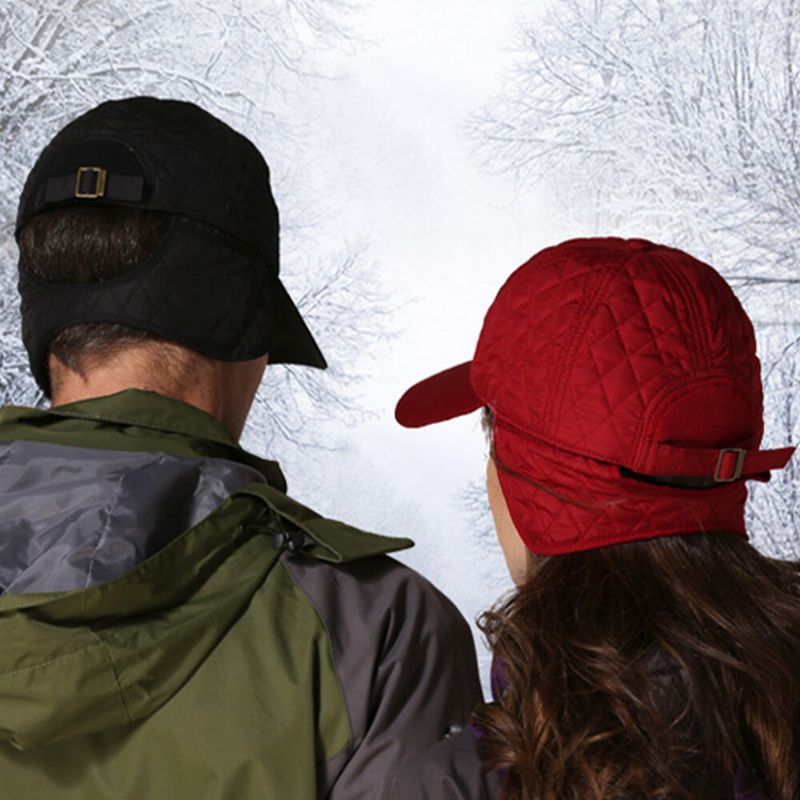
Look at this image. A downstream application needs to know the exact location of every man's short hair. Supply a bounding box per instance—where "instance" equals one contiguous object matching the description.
[17,206,173,379]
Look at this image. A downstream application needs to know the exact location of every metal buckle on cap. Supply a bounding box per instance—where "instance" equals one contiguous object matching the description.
[74,166,108,199]
[714,448,746,482]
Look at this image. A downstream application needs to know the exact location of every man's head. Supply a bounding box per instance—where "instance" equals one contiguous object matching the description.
[16,205,267,437]
[14,97,326,435]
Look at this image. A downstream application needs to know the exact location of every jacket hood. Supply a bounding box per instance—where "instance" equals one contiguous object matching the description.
[0,487,282,750]
[0,439,266,594]
[0,390,411,751]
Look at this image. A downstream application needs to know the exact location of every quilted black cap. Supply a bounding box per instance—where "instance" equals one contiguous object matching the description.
[17,96,282,269]
[16,96,326,396]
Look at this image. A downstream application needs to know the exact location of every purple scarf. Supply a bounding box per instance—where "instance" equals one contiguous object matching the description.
[734,770,768,800]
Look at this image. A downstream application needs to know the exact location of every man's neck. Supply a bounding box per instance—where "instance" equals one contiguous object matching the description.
[49,360,228,433]
[46,348,267,442]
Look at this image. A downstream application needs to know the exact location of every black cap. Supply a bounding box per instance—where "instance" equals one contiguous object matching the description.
[16,96,326,395]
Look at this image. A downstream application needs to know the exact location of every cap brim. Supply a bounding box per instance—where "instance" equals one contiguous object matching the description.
[268,278,328,369]
[395,361,482,428]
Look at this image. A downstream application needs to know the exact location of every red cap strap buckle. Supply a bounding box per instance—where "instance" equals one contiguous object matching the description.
[714,448,746,482]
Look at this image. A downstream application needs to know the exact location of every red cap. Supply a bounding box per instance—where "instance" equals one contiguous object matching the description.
[395,237,794,554]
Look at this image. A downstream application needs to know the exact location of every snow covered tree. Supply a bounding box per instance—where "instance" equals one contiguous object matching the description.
[748,322,800,559]
[473,0,800,275]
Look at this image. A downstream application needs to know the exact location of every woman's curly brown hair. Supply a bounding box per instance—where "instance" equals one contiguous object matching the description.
[474,532,800,800]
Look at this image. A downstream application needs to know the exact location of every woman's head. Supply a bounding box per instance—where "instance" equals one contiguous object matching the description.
[396,237,794,556]
[396,237,799,799]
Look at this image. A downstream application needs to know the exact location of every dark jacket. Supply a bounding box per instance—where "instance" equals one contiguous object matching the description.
[0,389,482,799]
[388,727,502,800]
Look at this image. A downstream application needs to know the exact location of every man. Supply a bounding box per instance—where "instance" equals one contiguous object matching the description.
[0,96,481,799]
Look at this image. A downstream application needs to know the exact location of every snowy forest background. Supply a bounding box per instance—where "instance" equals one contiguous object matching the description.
[1,0,799,689]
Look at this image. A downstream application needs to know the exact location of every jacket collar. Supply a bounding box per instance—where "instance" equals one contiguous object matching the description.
[0,388,287,491]
[47,388,244,447]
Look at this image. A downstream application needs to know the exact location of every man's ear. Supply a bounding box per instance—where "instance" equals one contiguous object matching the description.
[47,351,84,398]
[217,353,270,440]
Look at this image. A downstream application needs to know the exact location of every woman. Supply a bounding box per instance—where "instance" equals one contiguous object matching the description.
[391,238,800,800]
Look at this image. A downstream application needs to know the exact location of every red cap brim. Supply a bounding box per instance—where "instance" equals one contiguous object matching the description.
[395,361,483,428]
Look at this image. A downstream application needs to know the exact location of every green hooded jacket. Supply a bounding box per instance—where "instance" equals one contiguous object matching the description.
[0,390,482,799]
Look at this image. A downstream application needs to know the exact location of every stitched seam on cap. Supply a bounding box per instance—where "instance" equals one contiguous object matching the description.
[659,255,709,371]
[549,263,621,431]
[496,414,630,467]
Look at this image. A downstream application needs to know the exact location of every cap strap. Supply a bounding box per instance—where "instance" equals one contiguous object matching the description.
[44,172,145,204]
[636,442,795,482]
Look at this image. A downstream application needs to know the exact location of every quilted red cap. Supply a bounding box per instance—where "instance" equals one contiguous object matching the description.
[395,237,795,554]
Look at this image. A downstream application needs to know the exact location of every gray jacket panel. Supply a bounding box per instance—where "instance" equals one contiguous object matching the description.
[283,554,484,800]
[0,439,264,594]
